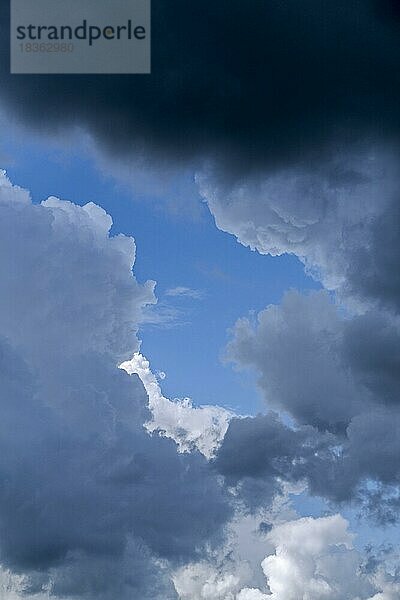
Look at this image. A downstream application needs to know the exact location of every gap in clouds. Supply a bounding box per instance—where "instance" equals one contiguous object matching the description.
[0,115,320,416]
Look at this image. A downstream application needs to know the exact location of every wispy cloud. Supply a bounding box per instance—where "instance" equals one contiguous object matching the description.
[165,286,204,300]
[139,302,190,329]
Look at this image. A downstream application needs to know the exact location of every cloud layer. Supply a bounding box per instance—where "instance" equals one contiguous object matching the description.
[1,1,400,173]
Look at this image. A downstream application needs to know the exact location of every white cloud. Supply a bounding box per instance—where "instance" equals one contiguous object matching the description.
[173,513,400,600]
[173,492,300,600]
[236,590,269,600]
[119,352,232,459]
[172,512,271,600]
[0,567,50,600]
[237,515,379,600]
[173,562,241,600]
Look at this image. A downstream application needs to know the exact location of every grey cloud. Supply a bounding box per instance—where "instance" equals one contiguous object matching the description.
[1,2,400,174]
[0,173,232,599]
[344,197,400,312]
[342,311,400,405]
[199,150,400,312]
[227,289,400,427]
[225,290,370,432]
[213,412,342,509]
[218,290,400,512]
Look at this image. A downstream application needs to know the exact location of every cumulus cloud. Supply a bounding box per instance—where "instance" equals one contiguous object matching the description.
[0,171,232,599]
[2,2,400,307]
[226,290,370,431]
[246,515,375,600]
[240,515,399,600]
[367,573,400,600]
[173,515,399,600]
[172,507,285,600]
[173,562,242,600]
[0,567,51,600]
[199,149,400,311]
[214,412,322,509]
[236,590,269,600]
[119,352,231,458]
[220,289,400,510]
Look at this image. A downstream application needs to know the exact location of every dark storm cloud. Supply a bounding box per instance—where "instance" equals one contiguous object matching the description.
[344,197,400,312]
[342,310,400,404]
[213,412,358,508]
[214,408,400,512]
[214,413,307,481]
[213,412,337,509]
[1,1,400,170]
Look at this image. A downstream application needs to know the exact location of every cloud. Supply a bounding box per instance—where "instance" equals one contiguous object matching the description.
[238,515,399,600]
[173,515,400,600]
[252,515,374,600]
[119,352,231,458]
[172,504,291,600]
[220,290,400,509]
[7,170,391,600]
[0,0,399,589]
[366,573,400,600]
[0,171,232,599]
[173,562,241,600]
[213,411,355,510]
[0,567,50,600]
[214,413,315,506]
[225,290,369,431]
[237,590,269,600]
[199,149,400,312]
[165,286,204,300]
[0,170,156,364]
[1,2,400,175]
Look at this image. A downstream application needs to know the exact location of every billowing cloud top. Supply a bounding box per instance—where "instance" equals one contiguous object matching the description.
[1,1,400,172]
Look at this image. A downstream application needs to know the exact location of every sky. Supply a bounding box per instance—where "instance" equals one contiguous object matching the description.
[0,2,400,599]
